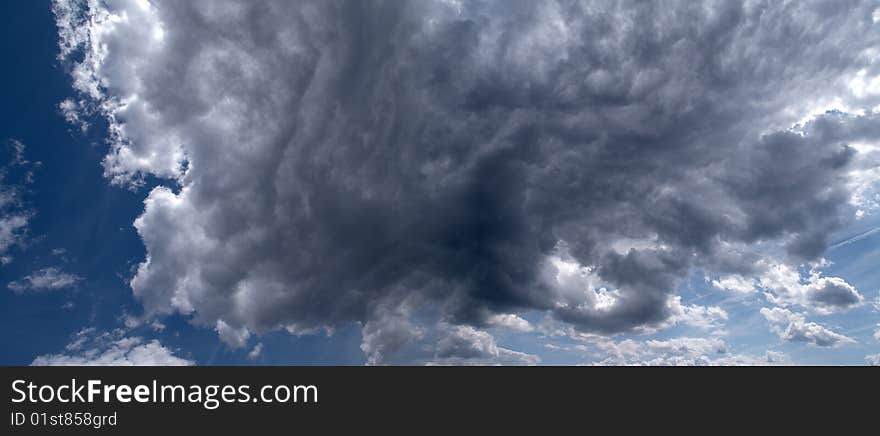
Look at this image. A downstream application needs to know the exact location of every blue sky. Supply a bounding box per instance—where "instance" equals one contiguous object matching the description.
[2,1,879,366]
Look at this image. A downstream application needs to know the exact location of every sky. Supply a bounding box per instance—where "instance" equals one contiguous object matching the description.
[1,0,879,366]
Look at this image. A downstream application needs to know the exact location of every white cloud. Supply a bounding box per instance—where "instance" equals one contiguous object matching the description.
[641,337,728,365]
[758,261,863,314]
[360,297,425,365]
[122,313,141,329]
[847,142,880,217]
[542,247,623,320]
[593,337,788,366]
[150,320,166,332]
[0,213,28,265]
[8,267,82,293]
[59,98,89,131]
[486,313,534,332]
[760,307,855,347]
[666,296,728,330]
[0,140,37,264]
[121,313,167,332]
[543,246,727,333]
[429,325,540,366]
[248,343,264,360]
[711,351,790,366]
[866,354,880,366]
[52,0,184,185]
[215,320,251,349]
[712,275,757,294]
[32,328,191,366]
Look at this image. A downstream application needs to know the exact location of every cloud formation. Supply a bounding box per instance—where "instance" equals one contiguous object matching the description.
[594,337,787,366]
[8,267,82,293]
[215,319,251,349]
[31,328,192,366]
[429,325,540,365]
[54,0,880,363]
[757,261,863,314]
[248,343,264,360]
[0,140,38,265]
[760,307,855,347]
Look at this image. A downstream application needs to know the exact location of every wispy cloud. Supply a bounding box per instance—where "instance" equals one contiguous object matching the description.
[8,267,82,293]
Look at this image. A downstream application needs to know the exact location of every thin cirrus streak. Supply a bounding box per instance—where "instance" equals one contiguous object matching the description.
[829,226,880,250]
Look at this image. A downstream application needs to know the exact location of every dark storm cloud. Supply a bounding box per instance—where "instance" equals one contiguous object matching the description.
[55,0,880,362]
[722,113,880,259]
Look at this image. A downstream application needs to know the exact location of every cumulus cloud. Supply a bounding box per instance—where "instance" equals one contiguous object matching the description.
[666,297,728,331]
[866,354,880,366]
[760,307,855,347]
[594,337,787,366]
[8,267,82,293]
[429,325,540,366]
[215,320,251,349]
[359,295,426,365]
[757,261,863,314]
[705,259,865,314]
[711,351,790,366]
[53,0,880,363]
[486,313,534,332]
[712,275,757,294]
[640,338,729,366]
[32,328,192,366]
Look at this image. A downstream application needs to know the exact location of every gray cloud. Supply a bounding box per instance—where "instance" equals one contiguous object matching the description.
[54,0,880,363]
